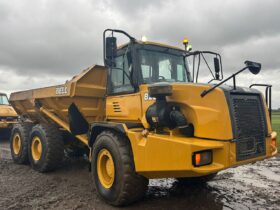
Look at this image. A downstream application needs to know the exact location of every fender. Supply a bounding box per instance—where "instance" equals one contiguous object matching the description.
[88,122,127,147]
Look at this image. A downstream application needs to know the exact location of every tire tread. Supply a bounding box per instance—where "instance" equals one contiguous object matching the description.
[93,130,148,206]
[29,124,64,172]
[10,123,33,164]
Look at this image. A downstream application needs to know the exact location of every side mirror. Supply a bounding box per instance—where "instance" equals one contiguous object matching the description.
[245,60,261,75]
[105,37,117,66]
[214,57,220,80]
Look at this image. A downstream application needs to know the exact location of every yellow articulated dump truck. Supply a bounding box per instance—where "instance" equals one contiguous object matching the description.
[0,93,18,139]
[9,29,277,206]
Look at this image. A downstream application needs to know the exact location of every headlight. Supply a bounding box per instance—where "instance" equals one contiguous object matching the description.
[192,150,212,167]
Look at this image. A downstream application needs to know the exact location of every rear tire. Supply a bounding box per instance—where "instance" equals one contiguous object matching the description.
[29,124,64,172]
[92,130,148,206]
[10,123,33,164]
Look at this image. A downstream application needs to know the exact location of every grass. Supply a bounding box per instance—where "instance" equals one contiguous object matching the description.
[272,111,280,150]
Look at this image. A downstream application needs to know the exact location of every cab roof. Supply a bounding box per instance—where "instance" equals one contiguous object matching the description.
[118,40,185,52]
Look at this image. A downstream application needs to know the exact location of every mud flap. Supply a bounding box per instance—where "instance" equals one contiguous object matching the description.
[68,103,89,135]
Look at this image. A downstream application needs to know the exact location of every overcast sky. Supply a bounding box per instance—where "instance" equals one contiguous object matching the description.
[0,0,279,108]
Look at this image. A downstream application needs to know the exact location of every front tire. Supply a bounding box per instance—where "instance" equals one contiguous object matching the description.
[10,123,33,164]
[29,124,64,172]
[92,130,148,206]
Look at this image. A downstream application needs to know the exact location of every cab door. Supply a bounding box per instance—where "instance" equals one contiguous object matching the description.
[106,53,142,122]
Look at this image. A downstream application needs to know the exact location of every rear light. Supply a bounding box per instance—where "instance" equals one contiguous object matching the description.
[271,132,277,147]
[192,150,212,167]
[272,138,277,147]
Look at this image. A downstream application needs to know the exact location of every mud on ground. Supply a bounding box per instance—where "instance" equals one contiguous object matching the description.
[0,139,279,210]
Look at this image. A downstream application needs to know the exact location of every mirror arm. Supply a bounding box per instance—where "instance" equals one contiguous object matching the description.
[103,29,136,66]
[184,50,223,83]
[201,66,248,97]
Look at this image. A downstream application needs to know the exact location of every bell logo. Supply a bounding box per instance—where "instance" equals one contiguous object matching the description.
[56,86,68,95]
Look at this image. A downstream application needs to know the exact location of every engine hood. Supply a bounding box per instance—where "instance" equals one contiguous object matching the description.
[0,105,18,117]
[140,83,264,141]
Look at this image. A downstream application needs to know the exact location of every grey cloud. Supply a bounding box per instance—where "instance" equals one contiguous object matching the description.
[101,0,166,17]
[143,0,280,50]
[0,0,114,76]
[221,34,280,74]
[0,0,279,107]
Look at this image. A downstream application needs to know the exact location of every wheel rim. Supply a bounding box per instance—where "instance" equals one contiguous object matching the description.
[31,136,42,161]
[97,149,115,189]
[12,134,21,155]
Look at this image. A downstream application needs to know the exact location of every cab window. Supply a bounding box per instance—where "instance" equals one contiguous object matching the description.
[0,95,9,105]
[139,50,188,84]
[110,54,134,94]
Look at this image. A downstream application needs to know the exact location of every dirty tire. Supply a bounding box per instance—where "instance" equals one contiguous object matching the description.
[177,173,217,185]
[92,130,148,206]
[10,123,33,164]
[29,124,64,172]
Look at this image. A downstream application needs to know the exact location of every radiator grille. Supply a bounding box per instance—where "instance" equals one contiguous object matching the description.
[0,116,18,122]
[230,94,266,161]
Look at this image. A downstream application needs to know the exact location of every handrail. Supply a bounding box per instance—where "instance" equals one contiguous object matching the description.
[250,84,272,122]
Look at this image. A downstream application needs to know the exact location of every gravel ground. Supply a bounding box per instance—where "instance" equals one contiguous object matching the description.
[0,139,279,210]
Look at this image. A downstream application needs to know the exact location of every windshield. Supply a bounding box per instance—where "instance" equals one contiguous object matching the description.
[139,49,190,84]
[0,95,9,105]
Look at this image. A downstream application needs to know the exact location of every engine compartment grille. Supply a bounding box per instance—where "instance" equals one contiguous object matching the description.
[0,116,18,122]
[230,94,266,161]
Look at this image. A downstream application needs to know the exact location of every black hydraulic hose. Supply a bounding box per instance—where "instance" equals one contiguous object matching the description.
[169,110,188,127]
[169,110,193,136]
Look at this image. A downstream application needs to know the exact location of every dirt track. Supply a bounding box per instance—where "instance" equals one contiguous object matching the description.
[0,139,279,210]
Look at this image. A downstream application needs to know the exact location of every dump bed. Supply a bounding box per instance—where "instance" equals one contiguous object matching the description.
[10,65,107,125]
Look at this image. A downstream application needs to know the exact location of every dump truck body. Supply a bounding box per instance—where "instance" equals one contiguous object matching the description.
[10,65,107,124]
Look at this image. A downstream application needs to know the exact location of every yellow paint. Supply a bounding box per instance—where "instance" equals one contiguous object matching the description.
[8,50,278,180]
[118,40,185,52]
[106,93,142,122]
[126,128,277,178]
[106,83,233,140]
[97,149,115,188]
[40,107,88,145]
[0,103,18,128]
[31,136,42,161]
[12,134,21,155]
[139,83,233,140]
[9,65,107,125]
[0,105,17,116]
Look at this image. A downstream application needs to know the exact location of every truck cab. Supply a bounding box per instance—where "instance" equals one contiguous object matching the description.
[102,29,277,177]
[0,93,18,138]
